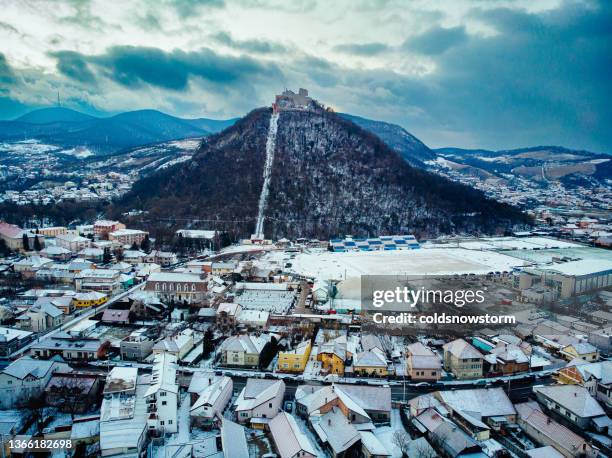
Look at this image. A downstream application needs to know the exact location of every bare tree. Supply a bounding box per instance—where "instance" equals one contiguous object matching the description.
[392,430,411,457]
[412,438,438,458]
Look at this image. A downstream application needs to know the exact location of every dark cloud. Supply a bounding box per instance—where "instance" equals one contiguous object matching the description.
[49,46,281,91]
[50,50,96,83]
[405,25,468,55]
[212,32,287,54]
[332,42,389,56]
[0,53,16,87]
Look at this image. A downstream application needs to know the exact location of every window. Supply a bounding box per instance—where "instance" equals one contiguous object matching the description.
[168,420,173,424]
[160,421,164,425]
[162,401,167,406]
[160,391,166,397]
[269,403,272,408]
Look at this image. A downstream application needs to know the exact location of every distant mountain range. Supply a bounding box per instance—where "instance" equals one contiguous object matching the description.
[0,107,238,154]
[434,145,611,187]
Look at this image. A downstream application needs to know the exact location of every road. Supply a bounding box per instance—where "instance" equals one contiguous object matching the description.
[225,372,552,403]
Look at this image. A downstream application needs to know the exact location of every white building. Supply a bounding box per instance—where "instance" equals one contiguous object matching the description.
[0,358,70,408]
[145,352,179,434]
[56,233,92,252]
[234,378,285,425]
[190,375,233,427]
[100,367,148,457]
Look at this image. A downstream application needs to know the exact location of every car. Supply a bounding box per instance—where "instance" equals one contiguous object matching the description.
[355,380,368,385]
[413,382,430,388]
[283,401,293,412]
[264,373,275,379]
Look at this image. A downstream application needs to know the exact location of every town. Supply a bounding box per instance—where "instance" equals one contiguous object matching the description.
[0,214,610,457]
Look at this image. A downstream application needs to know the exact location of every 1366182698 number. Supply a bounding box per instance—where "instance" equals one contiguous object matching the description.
[9,439,73,450]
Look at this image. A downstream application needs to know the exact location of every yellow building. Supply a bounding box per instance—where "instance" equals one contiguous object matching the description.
[277,340,311,373]
[72,291,108,308]
[317,340,346,376]
[561,343,599,362]
[353,349,389,376]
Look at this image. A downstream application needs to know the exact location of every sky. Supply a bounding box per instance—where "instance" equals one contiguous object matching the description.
[0,0,611,152]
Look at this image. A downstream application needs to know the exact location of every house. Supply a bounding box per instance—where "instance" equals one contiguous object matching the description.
[94,220,126,238]
[589,310,612,326]
[144,272,207,305]
[45,372,100,413]
[190,375,233,428]
[0,358,70,408]
[146,250,177,267]
[72,291,108,308]
[0,222,30,251]
[443,338,483,379]
[436,388,516,439]
[31,332,107,361]
[100,367,148,457]
[122,250,146,265]
[353,349,388,376]
[557,360,612,410]
[109,229,148,246]
[588,326,612,355]
[234,378,285,425]
[120,332,154,362]
[40,245,72,261]
[101,308,131,325]
[218,334,267,368]
[516,402,596,458]
[317,337,349,376]
[533,384,607,430]
[277,339,312,373]
[311,407,361,458]
[13,256,53,277]
[269,411,318,458]
[236,309,270,330]
[152,329,195,360]
[145,352,179,435]
[485,343,530,375]
[406,342,442,381]
[431,420,484,458]
[75,269,122,295]
[0,327,34,357]
[561,342,599,362]
[16,300,63,332]
[79,247,104,261]
[295,383,391,425]
[56,233,91,252]
[220,419,249,458]
[216,302,242,331]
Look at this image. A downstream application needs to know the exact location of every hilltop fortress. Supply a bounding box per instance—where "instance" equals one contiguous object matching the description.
[273,88,327,113]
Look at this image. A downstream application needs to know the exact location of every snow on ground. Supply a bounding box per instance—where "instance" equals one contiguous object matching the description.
[287,247,527,282]
[293,414,331,457]
[373,408,406,458]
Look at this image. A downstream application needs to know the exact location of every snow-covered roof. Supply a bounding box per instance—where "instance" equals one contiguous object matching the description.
[359,431,390,456]
[269,411,317,458]
[3,358,56,380]
[147,271,206,283]
[438,388,516,418]
[145,352,178,397]
[219,334,266,354]
[312,408,360,455]
[534,385,605,418]
[234,379,284,412]
[191,376,232,413]
[353,349,387,368]
[516,402,588,455]
[539,259,612,277]
[443,338,482,359]
[221,419,248,458]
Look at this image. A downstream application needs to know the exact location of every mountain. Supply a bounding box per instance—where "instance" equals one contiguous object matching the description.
[185,117,240,134]
[116,107,527,239]
[0,108,234,154]
[340,113,435,165]
[434,145,612,186]
[16,107,96,124]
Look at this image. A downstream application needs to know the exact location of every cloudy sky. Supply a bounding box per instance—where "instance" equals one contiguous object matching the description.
[0,0,610,152]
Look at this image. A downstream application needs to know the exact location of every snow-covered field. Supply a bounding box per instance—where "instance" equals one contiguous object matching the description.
[287,247,527,282]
